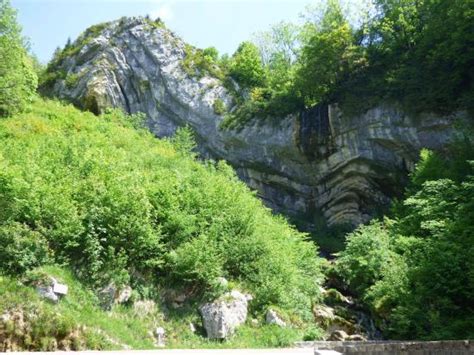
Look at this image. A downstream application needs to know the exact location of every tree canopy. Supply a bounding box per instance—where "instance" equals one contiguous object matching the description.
[0,0,37,117]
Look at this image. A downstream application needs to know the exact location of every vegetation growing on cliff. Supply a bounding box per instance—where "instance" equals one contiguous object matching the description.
[214,0,473,126]
[337,136,474,340]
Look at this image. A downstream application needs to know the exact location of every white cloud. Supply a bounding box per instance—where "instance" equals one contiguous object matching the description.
[149,2,174,22]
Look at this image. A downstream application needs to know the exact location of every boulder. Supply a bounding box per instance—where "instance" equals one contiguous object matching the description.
[37,283,58,303]
[322,288,353,306]
[347,334,368,341]
[199,290,252,339]
[163,288,191,308]
[265,309,286,327]
[116,286,132,303]
[36,277,68,303]
[329,329,349,341]
[313,305,336,326]
[98,284,133,310]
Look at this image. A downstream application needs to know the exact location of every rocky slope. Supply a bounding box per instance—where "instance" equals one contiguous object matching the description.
[44,17,464,227]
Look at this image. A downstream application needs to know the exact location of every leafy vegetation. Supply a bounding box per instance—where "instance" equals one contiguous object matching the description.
[212,98,226,115]
[0,98,323,343]
[336,135,474,340]
[0,0,37,117]
[181,44,226,80]
[0,266,158,351]
[178,0,473,127]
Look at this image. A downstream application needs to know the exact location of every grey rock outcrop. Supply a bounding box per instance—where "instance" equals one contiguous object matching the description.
[266,309,286,327]
[47,17,465,227]
[36,277,68,303]
[199,290,251,339]
[98,284,132,310]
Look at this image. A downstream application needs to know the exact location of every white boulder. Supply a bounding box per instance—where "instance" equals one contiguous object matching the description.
[265,309,286,327]
[199,290,252,339]
[36,277,68,303]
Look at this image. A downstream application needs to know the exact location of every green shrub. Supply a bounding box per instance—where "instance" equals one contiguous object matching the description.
[0,0,38,117]
[0,222,50,275]
[212,98,226,115]
[336,219,396,295]
[229,41,266,88]
[143,16,165,30]
[181,44,225,80]
[0,98,323,318]
[166,235,223,288]
[65,72,80,89]
[336,139,474,340]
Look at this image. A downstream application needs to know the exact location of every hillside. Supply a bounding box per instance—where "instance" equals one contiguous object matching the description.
[1,0,473,349]
[0,98,328,350]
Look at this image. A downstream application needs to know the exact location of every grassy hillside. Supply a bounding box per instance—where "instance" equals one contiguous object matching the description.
[0,98,324,350]
[0,266,156,351]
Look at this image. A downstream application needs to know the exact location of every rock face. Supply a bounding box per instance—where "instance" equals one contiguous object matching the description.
[36,277,68,303]
[265,309,286,327]
[47,17,464,227]
[199,290,251,339]
[98,284,132,310]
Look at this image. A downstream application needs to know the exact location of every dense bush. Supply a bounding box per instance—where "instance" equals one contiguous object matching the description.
[229,41,266,88]
[337,136,474,339]
[0,0,37,117]
[221,0,473,125]
[212,98,226,115]
[0,222,51,275]
[0,98,323,318]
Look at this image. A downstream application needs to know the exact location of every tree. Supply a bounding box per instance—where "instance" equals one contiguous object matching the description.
[202,46,218,62]
[0,0,37,117]
[367,0,474,113]
[295,0,363,106]
[229,41,266,88]
[253,21,300,67]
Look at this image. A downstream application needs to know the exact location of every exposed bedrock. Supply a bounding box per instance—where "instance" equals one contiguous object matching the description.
[47,17,464,227]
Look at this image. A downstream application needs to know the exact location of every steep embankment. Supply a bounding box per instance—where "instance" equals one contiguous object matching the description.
[42,17,465,228]
[0,98,327,350]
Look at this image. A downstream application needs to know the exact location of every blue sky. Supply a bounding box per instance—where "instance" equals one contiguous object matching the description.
[12,0,312,63]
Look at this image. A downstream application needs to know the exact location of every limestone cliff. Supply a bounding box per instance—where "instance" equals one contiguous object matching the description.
[44,17,463,227]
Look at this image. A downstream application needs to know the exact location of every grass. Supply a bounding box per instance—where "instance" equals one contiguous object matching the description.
[0,266,156,351]
[0,265,323,350]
